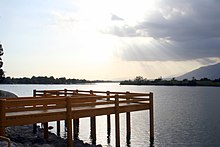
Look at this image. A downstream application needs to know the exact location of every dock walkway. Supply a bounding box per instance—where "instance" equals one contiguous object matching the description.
[0,89,154,147]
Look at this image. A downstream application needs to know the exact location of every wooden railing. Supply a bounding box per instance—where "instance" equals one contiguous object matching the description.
[0,89,154,147]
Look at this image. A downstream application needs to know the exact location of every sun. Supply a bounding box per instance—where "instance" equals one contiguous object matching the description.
[74,30,115,65]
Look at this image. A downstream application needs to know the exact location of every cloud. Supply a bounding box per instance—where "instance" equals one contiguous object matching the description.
[49,11,79,30]
[111,14,124,21]
[104,0,220,61]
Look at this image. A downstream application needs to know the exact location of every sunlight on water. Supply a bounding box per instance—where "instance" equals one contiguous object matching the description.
[1,83,220,146]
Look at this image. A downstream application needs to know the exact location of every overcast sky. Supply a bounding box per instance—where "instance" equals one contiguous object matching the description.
[0,0,220,80]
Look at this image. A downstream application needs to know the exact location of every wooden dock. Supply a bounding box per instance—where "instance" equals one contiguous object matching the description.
[0,89,154,147]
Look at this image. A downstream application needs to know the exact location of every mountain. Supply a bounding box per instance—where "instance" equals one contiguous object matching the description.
[177,63,220,80]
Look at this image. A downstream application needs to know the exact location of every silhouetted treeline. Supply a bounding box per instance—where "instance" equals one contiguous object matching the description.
[0,43,4,82]
[0,76,89,84]
[120,76,220,86]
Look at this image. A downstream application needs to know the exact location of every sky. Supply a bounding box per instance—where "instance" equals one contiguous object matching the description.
[0,0,220,80]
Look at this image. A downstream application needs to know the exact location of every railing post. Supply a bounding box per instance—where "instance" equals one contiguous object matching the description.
[149,92,154,142]
[33,89,36,97]
[0,99,6,136]
[90,90,93,95]
[66,97,73,147]
[126,91,131,145]
[106,91,111,143]
[64,89,67,96]
[115,94,120,147]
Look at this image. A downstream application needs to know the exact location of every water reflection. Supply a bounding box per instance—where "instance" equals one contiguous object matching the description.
[2,84,220,146]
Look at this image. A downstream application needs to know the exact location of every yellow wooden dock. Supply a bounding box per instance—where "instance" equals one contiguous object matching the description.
[0,89,154,147]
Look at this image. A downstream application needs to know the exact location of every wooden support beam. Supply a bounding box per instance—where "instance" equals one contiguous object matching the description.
[57,121,60,136]
[89,90,96,144]
[126,91,131,143]
[73,119,79,139]
[43,122,48,140]
[126,112,131,145]
[149,92,154,142]
[107,116,111,144]
[56,93,61,137]
[106,91,111,138]
[115,95,120,147]
[33,124,37,134]
[42,91,48,140]
[90,116,96,144]
[0,99,6,136]
[33,89,37,134]
[65,120,67,131]
[107,115,111,136]
[66,97,73,147]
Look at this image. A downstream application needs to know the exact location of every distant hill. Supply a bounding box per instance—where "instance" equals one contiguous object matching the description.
[177,63,220,80]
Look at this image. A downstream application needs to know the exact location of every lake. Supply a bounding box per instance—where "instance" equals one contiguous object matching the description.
[1,83,220,147]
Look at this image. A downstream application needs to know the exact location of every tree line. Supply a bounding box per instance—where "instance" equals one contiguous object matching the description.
[0,76,89,84]
[120,76,220,86]
[0,43,4,82]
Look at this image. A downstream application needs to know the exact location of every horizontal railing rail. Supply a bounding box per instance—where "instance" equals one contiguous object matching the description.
[34,89,151,96]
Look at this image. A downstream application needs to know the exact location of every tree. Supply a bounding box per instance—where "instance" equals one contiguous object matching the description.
[134,76,144,82]
[0,43,4,82]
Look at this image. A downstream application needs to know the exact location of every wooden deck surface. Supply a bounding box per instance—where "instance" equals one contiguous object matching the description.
[0,89,154,147]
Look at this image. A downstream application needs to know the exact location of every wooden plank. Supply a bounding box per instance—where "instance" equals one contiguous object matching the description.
[6,104,66,113]
[5,112,66,126]
[71,100,115,107]
[5,98,65,107]
[5,103,150,126]
[118,104,150,113]
[71,107,115,119]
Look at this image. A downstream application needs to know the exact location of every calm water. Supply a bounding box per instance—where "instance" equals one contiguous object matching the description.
[1,83,220,147]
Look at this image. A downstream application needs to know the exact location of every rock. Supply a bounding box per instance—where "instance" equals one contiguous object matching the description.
[0,90,18,98]
[1,125,102,147]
